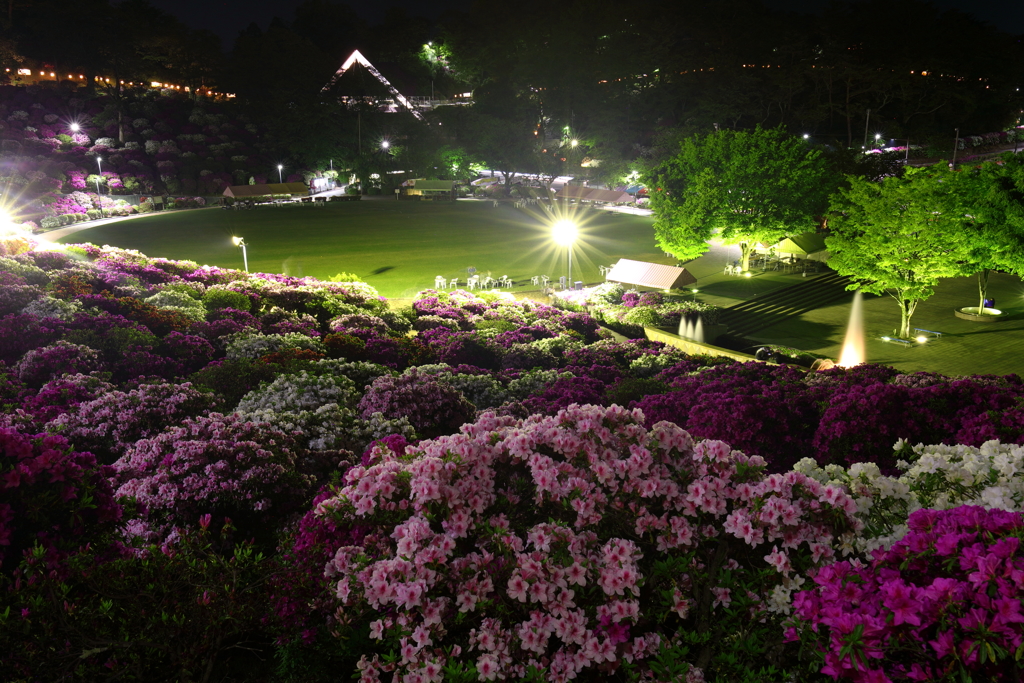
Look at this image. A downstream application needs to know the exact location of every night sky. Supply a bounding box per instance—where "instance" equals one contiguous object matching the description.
[146,0,1024,53]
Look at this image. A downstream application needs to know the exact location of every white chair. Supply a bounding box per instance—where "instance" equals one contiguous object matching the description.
[449,278,459,289]
[467,275,479,290]
[724,265,733,276]
[531,276,540,286]
[435,276,447,290]
[558,276,567,290]
[499,275,512,288]
[541,275,550,287]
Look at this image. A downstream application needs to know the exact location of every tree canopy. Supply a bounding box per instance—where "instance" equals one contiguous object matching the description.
[826,164,978,338]
[645,126,837,268]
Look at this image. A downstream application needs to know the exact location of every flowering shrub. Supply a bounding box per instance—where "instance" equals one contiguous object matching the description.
[358,367,476,439]
[0,426,121,573]
[50,381,221,464]
[791,506,1024,682]
[317,404,861,683]
[112,413,310,544]
[14,340,102,387]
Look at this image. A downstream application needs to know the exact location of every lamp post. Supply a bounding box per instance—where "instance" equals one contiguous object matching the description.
[232,236,248,272]
[552,219,577,289]
[95,156,104,218]
[277,165,283,184]
[951,128,960,169]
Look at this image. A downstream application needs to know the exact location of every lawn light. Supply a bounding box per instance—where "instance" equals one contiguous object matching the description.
[232,236,248,272]
[552,219,578,288]
[277,165,283,183]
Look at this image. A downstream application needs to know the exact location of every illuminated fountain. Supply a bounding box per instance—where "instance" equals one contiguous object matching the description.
[837,291,865,367]
[678,314,705,344]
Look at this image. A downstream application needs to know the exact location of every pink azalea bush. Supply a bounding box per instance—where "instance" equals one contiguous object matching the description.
[316,403,862,683]
[790,506,1024,682]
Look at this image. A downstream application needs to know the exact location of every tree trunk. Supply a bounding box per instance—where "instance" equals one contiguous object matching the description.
[739,241,752,272]
[898,297,918,339]
[977,268,990,312]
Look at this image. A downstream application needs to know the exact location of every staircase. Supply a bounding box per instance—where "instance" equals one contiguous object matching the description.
[716,270,855,338]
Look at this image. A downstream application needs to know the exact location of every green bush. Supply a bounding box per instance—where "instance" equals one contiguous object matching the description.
[85,209,101,220]
[137,200,154,213]
[203,286,252,312]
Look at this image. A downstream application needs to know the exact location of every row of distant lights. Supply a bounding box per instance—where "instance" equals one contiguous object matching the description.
[5,68,232,97]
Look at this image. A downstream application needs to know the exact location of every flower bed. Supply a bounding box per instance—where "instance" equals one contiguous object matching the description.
[0,242,1022,681]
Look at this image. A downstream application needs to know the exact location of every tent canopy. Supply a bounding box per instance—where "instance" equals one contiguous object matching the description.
[606,259,697,290]
[774,232,827,255]
[223,183,309,198]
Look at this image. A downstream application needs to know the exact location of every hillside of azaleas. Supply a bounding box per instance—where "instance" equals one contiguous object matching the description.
[0,86,316,226]
[2,243,1024,682]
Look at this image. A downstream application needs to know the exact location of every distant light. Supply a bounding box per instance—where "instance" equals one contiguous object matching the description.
[744,272,752,278]
[70,123,80,132]
[803,134,809,139]
[915,335,928,343]
[381,141,390,149]
[570,139,579,147]
[882,336,891,341]
[875,133,881,140]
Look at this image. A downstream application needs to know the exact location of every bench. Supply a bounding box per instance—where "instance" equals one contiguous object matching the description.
[912,328,943,340]
[880,336,913,348]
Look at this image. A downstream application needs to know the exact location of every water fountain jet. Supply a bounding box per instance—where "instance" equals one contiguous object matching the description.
[837,291,865,367]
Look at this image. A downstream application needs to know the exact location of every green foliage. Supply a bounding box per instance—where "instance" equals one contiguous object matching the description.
[646,127,839,267]
[328,272,362,283]
[827,163,978,337]
[202,286,252,312]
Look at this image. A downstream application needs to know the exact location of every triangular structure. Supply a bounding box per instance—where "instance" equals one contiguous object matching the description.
[322,50,425,121]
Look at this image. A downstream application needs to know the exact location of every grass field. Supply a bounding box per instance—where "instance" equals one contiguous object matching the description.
[57,198,665,299]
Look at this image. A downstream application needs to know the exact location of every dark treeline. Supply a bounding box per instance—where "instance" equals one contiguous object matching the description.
[2,0,1022,186]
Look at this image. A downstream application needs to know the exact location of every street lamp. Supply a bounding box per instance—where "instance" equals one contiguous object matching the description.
[552,219,577,289]
[381,140,390,151]
[232,236,248,272]
[70,122,80,133]
[95,157,104,218]
[691,288,700,301]
[277,164,283,183]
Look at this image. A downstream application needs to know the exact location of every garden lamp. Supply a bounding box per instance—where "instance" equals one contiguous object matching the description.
[552,219,578,289]
[232,236,248,272]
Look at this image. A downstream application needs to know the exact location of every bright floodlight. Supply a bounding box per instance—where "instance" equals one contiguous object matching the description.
[232,237,248,272]
[70,123,80,132]
[232,236,244,246]
[570,139,579,147]
[875,133,881,140]
[552,219,577,246]
[802,134,809,139]
[381,140,390,149]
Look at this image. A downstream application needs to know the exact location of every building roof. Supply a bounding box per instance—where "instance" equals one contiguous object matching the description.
[223,183,309,198]
[409,179,454,191]
[555,186,633,204]
[606,259,698,290]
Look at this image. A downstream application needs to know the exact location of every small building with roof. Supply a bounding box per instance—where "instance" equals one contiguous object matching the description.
[223,183,310,199]
[606,259,698,291]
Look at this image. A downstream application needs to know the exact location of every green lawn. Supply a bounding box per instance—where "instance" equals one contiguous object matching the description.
[59,199,664,299]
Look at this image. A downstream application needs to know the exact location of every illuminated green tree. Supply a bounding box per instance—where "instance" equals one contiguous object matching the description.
[965,155,1024,313]
[645,127,836,270]
[827,164,976,338]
